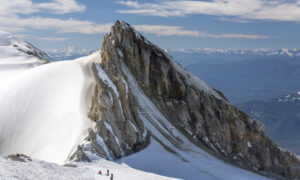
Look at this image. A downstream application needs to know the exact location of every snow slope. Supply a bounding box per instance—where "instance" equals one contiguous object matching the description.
[0,156,176,180]
[0,52,98,164]
[0,34,273,180]
[0,50,271,179]
[118,139,269,180]
[112,61,270,180]
[0,30,51,80]
[0,139,269,180]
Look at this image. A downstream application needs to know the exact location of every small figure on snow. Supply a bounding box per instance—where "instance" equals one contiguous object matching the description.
[106,169,110,176]
[98,170,102,175]
[110,173,113,180]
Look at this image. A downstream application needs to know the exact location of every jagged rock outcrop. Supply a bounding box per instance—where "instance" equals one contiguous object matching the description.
[15,42,52,62]
[7,154,32,162]
[71,21,300,179]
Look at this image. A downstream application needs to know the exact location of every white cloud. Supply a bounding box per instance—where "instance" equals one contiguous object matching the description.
[134,25,199,36]
[0,26,27,33]
[217,17,250,23]
[0,0,268,40]
[35,0,86,14]
[0,0,36,16]
[0,16,112,34]
[14,34,30,39]
[134,25,269,39]
[39,37,68,42]
[0,0,85,16]
[0,15,268,39]
[117,0,300,22]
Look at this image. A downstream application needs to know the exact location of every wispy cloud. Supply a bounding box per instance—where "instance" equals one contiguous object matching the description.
[0,15,267,39]
[0,16,112,34]
[0,0,269,40]
[39,37,68,42]
[217,17,250,23]
[134,25,269,39]
[14,34,30,39]
[117,0,300,22]
[0,0,85,16]
[0,26,27,33]
[35,0,85,14]
[0,0,92,34]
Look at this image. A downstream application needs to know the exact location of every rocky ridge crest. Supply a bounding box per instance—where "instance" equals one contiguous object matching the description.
[70,21,300,179]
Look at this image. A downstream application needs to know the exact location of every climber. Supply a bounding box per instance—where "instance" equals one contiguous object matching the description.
[98,170,102,175]
[106,169,110,176]
[110,173,113,180]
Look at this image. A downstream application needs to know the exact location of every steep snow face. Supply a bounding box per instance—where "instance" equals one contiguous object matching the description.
[0,30,51,80]
[116,62,269,180]
[118,138,269,180]
[0,52,99,164]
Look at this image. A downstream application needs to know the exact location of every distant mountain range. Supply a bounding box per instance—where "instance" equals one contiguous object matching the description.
[46,46,93,61]
[184,53,300,103]
[48,47,300,64]
[237,92,300,155]
[168,48,300,66]
[170,48,300,57]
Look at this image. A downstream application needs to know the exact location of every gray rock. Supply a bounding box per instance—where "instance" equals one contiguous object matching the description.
[70,20,300,179]
[7,154,32,162]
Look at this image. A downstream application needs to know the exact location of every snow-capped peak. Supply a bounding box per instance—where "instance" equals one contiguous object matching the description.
[278,92,300,102]
[46,45,93,60]
[0,30,19,46]
[279,48,293,57]
[0,30,51,61]
[0,30,51,80]
[170,47,300,58]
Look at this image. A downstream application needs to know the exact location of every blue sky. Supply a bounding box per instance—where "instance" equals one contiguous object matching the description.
[1,0,300,51]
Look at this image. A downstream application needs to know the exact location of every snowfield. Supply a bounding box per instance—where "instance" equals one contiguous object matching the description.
[0,156,176,180]
[0,52,98,164]
[0,50,271,179]
[0,31,271,179]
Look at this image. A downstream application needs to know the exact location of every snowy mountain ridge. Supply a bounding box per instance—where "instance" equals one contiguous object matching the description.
[237,91,300,155]
[0,30,51,61]
[46,45,93,60]
[48,46,300,62]
[0,22,299,179]
[170,47,300,57]
[278,92,300,102]
[0,30,51,80]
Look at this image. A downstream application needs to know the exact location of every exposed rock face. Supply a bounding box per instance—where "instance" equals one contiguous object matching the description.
[71,21,300,179]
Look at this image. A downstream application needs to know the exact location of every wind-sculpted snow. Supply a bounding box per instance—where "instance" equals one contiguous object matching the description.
[0,52,99,164]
